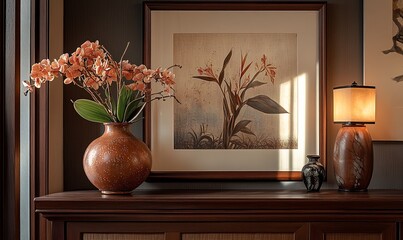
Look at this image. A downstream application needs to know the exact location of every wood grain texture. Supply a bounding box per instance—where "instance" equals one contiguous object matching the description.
[35,190,400,240]
[83,233,164,240]
[66,219,309,240]
[144,2,326,11]
[66,222,309,240]
[325,233,380,240]
[35,189,403,217]
[310,222,396,240]
[182,233,293,240]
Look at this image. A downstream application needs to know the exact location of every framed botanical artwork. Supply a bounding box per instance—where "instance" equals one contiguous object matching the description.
[364,0,403,140]
[144,2,326,181]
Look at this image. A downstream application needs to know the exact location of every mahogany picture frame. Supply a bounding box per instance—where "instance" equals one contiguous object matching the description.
[143,1,327,181]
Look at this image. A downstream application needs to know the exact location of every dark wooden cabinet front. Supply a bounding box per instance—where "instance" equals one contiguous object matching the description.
[35,190,403,240]
[68,222,309,240]
[310,222,397,240]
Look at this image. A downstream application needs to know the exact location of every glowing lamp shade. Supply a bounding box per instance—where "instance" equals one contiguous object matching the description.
[333,84,376,124]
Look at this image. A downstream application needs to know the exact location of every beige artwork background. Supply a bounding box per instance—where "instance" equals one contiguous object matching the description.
[173,33,297,149]
[150,10,319,171]
[365,0,403,140]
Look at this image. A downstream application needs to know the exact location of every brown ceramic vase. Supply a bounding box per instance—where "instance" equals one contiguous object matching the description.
[83,123,152,194]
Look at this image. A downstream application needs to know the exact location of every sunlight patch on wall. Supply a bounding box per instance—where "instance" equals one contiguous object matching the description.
[279,73,306,170]
[279,80,291,141]
[297,73,307,156]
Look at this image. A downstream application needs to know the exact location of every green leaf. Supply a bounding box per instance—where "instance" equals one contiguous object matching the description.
[246,95,288,114]
[117,86,132,122]
[111,96,117,116]
[73,99,113,123]
[130,90,141,101]
[218,50,232,85]
[124,98,143,122]
[193,76,217,82]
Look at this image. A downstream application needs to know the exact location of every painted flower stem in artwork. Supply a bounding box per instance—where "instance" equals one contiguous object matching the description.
[193,50,288,149]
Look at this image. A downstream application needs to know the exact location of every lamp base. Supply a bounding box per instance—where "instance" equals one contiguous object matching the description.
[333,124,373,191]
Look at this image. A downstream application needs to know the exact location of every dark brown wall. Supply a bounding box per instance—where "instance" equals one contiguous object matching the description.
[3,0,20,239]
[63,0,144,190]
[63,0,363,191]
[0,0,5,236]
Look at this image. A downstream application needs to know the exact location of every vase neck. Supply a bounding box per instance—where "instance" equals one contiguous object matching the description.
[307,155,320,162]
[103,123,131,134]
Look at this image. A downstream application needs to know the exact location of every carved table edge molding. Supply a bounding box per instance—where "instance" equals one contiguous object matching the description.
[35,189,403,212]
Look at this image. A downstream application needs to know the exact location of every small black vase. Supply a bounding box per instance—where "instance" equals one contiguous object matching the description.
[302,155,326,192]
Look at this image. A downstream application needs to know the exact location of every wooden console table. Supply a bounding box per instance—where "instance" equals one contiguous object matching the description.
[35,190,403,240]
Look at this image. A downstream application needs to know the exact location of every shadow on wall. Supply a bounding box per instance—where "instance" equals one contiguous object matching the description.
[370,141,403,189]
[138,141,403,190]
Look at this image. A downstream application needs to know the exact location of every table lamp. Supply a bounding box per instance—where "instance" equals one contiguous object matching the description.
[333,82,376,191]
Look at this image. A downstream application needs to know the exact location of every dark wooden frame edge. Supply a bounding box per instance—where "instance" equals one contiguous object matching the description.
[143,1,327,181]
[30,0,49,239]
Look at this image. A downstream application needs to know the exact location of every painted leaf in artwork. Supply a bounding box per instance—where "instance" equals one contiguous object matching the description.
[233,120,253,135]
[239,126,255,135]
[393,74,403,82]
[246,95,288,114]
[218,50,232,85]
[193,76,217,82]
[241,62,252,79]
[224,81,237,113]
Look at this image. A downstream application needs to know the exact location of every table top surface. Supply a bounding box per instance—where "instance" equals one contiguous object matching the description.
[35,189,403,212]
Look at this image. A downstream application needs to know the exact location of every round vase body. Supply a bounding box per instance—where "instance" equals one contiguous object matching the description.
[83,123,152,194]
[333,125,373,191]
[301,155,326,192]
